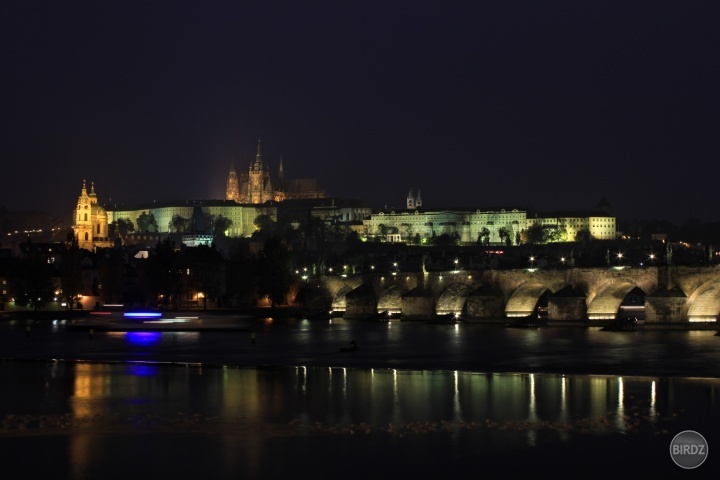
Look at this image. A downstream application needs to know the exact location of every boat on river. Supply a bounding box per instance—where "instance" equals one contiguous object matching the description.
[600,317,645,332]
[339,341,359,352]
[504,315,542,329]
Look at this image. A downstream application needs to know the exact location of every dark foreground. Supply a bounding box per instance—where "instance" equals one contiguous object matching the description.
[1,317,719,479]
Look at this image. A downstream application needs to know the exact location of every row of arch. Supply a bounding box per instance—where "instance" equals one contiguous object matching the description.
[316,277,720,321]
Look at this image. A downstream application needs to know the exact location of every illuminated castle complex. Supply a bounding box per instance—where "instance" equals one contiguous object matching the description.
[226,141,325,204]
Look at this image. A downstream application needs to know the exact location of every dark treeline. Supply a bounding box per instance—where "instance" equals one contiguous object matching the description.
[621,218,720,244]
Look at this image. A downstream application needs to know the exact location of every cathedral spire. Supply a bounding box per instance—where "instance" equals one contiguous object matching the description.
[278,155,285,181]
[252,139,263,171]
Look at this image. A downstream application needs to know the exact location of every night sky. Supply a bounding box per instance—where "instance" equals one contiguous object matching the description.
[2,1,718,224]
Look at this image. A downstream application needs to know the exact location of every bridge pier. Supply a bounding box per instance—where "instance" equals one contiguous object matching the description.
[548,287,587,322]
[401,287,435,320]
[465,287,504,321]
[645,287,687,322]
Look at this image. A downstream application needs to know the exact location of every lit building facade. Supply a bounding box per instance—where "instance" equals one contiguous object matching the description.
[526,213,617,241]
[363,208,526,245]
[106,200,276,238]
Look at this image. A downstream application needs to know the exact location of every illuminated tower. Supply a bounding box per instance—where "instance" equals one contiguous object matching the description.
[407,189,422,209]
[75,180,93,250]
[73,180,109,251]
[226,162,240,202]
[249,140,265,203]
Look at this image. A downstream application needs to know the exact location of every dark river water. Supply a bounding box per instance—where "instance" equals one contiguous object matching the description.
[1,317,719,479]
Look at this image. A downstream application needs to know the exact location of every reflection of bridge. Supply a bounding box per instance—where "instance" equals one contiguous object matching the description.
[297,265,720,323]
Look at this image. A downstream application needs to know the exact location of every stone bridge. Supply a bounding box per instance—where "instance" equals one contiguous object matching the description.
[295,265,720,323]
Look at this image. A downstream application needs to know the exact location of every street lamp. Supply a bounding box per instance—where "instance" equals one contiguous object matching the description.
[649,253,655,265]
[617,252,623,265]
[301,274,309,307]
[529,255,535,268]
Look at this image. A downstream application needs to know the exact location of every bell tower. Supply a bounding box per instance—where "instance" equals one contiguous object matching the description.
[226,161,240,202]
[74,180,94,250]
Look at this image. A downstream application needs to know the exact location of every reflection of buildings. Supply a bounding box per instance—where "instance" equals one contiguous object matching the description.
[226,141,325,204]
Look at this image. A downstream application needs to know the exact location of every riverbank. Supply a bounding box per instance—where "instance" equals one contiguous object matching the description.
[3,308,718,333]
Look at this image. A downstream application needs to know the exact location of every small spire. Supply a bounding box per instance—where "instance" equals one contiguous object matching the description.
[278,155,285,180]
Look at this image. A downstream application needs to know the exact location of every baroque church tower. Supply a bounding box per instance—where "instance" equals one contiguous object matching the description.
[74,180,111,251]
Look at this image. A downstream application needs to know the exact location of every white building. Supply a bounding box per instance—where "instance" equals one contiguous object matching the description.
[363,208,527,245]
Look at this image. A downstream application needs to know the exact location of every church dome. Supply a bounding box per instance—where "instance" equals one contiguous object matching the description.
[91,203,107,218]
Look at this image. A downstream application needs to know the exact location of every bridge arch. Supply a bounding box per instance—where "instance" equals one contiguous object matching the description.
[505,282,553,317]
[331,285,354,313]
[436,283,474,315]
[378,284,407,315]
[685,278,720,321]
[586,279,648,320]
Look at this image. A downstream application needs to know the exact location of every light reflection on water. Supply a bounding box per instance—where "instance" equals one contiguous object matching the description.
[1,362,719,478]
[0,362,713,432]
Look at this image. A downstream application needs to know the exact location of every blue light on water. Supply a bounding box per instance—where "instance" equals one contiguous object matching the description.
[125,332,162,346]
[126,363,158,377]
[124,312,162,319]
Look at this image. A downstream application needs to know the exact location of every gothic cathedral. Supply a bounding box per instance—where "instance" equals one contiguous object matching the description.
[226,141,325,204]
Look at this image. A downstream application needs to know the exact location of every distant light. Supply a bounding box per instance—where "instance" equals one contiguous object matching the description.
[124,312,162,319]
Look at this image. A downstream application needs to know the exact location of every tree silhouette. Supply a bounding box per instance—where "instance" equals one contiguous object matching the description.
[256,236,292,309]
[137,212,159,233]
[60,234,82,310]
